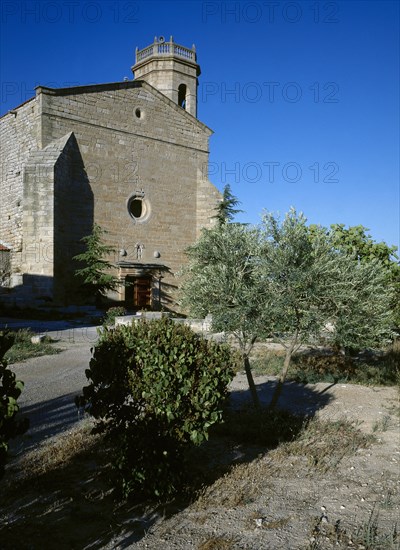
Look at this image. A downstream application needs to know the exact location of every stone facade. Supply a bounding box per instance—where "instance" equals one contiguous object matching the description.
[0,37,220,311]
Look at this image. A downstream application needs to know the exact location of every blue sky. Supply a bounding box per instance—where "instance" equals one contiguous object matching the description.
[1,0,399,250]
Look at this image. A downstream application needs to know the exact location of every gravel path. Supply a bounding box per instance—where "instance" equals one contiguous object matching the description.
[6,324,99,454]
[3,319,399,459]
[9,330,398,456]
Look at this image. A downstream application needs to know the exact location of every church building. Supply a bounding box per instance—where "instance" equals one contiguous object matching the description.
[0,36,220,311]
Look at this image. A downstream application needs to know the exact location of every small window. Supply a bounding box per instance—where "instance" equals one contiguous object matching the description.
[178,84,187,109]
[135,108,142,118]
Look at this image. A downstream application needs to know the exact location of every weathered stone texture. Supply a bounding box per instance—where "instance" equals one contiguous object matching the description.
[19,132,93,302]
[0,39,220,310]
[0,99,39,274]
[133,38,199,116]
[34,83,218,305]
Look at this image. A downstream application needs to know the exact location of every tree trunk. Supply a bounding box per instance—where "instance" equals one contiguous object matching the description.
[269,331,298,409]
[279,343,295,384]
[243,354,261,410]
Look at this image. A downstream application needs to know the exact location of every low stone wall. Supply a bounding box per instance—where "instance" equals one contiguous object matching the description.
[114,314,141,326]
[172,318,212,333]
[114,313,212,334]
[114,311,169,326]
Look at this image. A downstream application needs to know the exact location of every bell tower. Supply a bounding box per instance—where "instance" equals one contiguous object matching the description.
[132,36,200,118]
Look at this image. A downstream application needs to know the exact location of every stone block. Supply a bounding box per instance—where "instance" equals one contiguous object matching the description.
[31,334,46,344]
[114,315,140,327]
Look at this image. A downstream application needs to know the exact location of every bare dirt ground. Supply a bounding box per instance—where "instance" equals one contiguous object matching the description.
[0,330,399,549]
[127,379,400,550]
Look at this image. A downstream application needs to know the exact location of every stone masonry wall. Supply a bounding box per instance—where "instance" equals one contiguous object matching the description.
[0,99,39,282]
[21,140,59,302]
[133,58,199,117]
[36,82,219,310]
[53,134,94,304]
[19,132,94,305]
[196,159,221,237]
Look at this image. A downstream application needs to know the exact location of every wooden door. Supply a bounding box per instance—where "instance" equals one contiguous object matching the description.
[134,277,152,309]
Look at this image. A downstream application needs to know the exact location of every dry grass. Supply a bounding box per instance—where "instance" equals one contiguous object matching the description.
[198,537,235,550]
[306,506,399,550]
[210,407,305,447]
[273,417,375,473]
[246,510,290,530]
[0,402,386,549]
[196,416,375,511]
[250,340,400,387]
[5,419,99,483]
[4,328,61,364]
[0,422,125,549]
[250,347,285,376]
[195,460,267,509]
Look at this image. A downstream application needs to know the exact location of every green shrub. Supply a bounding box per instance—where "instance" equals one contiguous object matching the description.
[0,330,29,478]
[291,345,399,386]
[251,342,400,387]
[77,318,235,498]
[102,306,127,327]
[4,328,59,364]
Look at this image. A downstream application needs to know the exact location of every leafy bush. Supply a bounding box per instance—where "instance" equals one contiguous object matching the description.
[291,346,400,386]
[251,343,400,386]
[0,330,29,478]
[77,318,235,498]
[102,306,127,327]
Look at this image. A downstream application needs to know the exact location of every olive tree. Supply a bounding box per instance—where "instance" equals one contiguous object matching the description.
[259,210,394,406]
[181,209,394,409]
[180,222,263,408]
[328,224,400,330]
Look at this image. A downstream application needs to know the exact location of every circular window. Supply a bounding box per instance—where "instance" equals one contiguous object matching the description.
[127,194,150,222]
[135,108,142,118]
[129,198,143,218]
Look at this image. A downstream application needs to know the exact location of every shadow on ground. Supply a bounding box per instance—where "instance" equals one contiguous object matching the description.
[0,380,334,549]
[230,377,335,415]
[10,391,84,455]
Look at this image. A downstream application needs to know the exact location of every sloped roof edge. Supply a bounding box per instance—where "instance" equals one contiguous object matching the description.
[25,132,76,166]
[0,97,35,120]
[36,80,213,135]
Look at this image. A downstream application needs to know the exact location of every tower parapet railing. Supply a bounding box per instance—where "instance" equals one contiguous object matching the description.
[135,36,196,64]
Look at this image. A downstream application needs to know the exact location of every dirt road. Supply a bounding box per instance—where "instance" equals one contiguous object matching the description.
[5,323,99,453]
